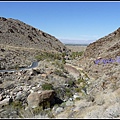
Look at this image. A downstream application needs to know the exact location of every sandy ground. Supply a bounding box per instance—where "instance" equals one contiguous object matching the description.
[65,45,87,52]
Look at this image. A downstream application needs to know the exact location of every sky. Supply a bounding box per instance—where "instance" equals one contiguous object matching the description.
[0,1,120,44]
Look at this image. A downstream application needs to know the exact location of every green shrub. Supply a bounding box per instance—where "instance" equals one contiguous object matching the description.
[42,83,54,90]
[10,101,23,109]
[54,69,67,77]
[35,54,45,61]
[33,106,42,115]
[62,58,66,64]
[35,52,63,61]
[33,106,54,118]
[65,88,73,98]
[9,64,20,70]
[76,78,84,84]
[76,97,81,100]
[14,64,20,70]
[54,60,64,69]
[75,87,81,93]
[67,80,75,87]
[70,51,84,59]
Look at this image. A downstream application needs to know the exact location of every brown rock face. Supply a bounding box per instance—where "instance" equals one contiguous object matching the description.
[39,90,55,102]
[27,90,55,108]
[0,17,69,53]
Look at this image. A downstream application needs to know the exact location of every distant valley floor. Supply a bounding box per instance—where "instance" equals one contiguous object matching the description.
[65,45,87,52]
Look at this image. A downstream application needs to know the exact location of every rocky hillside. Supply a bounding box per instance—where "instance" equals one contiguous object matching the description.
[82,28,120,119]
[0,17,69,53]
[84,27,120,59]
[79,28,120,81]
[0,17,70,70]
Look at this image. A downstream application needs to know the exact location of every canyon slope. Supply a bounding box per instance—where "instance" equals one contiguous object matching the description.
[0,17,69,53]
[0,17,70,70]
[54,28,120,119]
[80,28,120,82]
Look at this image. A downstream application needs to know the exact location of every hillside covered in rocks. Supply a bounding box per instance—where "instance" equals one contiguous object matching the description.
[81,27,120,83]
[0,17,69,53]
[0,17,70,70]
[71,27,120,118]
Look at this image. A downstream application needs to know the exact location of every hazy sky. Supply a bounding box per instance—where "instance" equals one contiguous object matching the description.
[0,1,120,44]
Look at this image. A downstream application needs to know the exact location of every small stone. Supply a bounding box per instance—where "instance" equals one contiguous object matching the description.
[55,107,64,114]
[0,94,3,101]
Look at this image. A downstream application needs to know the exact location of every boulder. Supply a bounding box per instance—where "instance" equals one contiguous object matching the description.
[27,92,40,108]
[27,90,55,108]
[0,98,10,106]
[64,64,80,79]
[39,90,55,102]
[55,107,64,114]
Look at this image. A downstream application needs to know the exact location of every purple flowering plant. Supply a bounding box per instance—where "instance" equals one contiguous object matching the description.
[94,56,120,64]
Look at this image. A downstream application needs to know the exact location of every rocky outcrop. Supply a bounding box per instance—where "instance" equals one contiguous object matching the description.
[0,17,69,53]
[27,90,55,109]
[64,64,80,80]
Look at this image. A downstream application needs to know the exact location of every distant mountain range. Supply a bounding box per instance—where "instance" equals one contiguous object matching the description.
[60,38,96,45]
[64,43,88,46]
